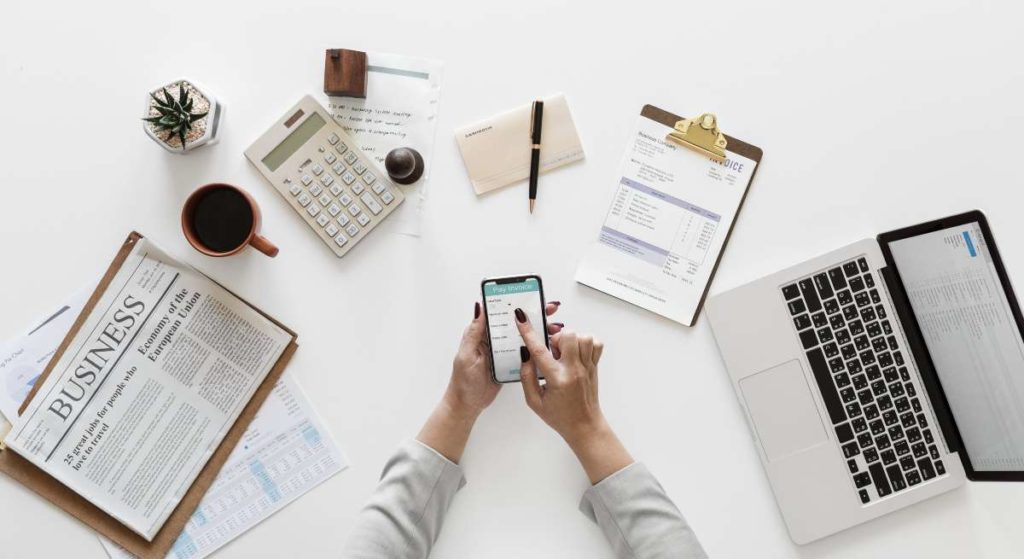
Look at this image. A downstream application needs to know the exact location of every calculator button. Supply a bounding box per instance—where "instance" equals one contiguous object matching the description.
[372,182,386,194]
[324,152,337,165]
[318,194,332,207]
[357,213,371,226]
[342,172,356,185]
[328,133,340,145]
[288,184,302,196]
[332,162,346,175]
[309,184,323,197]
[340,193,353,206]
[344,152,359,165]
[353,162,367,175]
[334,232,348,247]
[298,194,312,207]
[348,203,361,216]
[301,175,313,186]
[329,184,343,197]
[311,164,324,176]
[360,192,384,215]
[320,174,334,186]
[380,191,395,205]
[346,224,360,237]
[316,214,330,227]
[325,223,339,237]
[318,145,326,153]
[306,204,321,217]
[328,203,342,217]
[352,182,365,195]
[363,172,376,185]
[337,214,351,227]
[335,143,348,154]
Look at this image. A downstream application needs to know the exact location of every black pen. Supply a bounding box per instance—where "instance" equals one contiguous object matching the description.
[528,100,544,214]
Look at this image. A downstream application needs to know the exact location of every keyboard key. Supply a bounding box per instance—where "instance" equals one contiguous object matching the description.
[817,327,834,343]
[859,489,871,504]
[328,133,340,145]
[882,320,893,335]
[309,184,324,197]
[824,343,840,358]
[794,315,812,330]
[340,193,353,206]
[853,417,868,433]
[888,424,904,441]
[857,431,873,448]
[319,194,332,207]
[906,470,922,486]
[918,457,936,480]
[867,322,883,338]
[840,387,855,403]
[321,173,335,186]
[328,203,342,217]
[301,174,313,185]
[842,441,860,458]
[297,193,312,207]
[882,449,897,465]
[858,258,869,272]
[869,463,891,496]
[870,289,882,304]
[849,360,864,376]
[886,465,907,491]
[877,395,893,411]
[836,330,851,345]
[848,459,859,473]
[849,276,866,293]
[801,329,820,350]
[783,284,801,299]
[330,184,344,197]
[333,162,346,175]
[864,447,879,463]
[912,442,927,458]
[835,422,854,443]
[325,223,339,237]
[866,365,881,381]
[876,434,891,450]
[907,426,921,443]
[812,312,828,328]
[897,442,912,458]
[311,163,324,176]
[814,273,834,299]
[333,232,348,247]
[324,151,337,164]
[935,460,946,475]
[363,172,377,185]
[854,472,871,488]
[830,314,846,330]
[353,182,365,195]
[353,161,367,175]
[348,203,361,216]
[824,299,840,315]
[858,390,873,405]
[828,267,848,290]
[335,142,348,154]
[895,351,905,366]
[316,214,330,227]
[372,182,387,195]
[306,204,321,217]
[924,429,934,444]
[900,411,916,428]
[844,262,859,277]
[361,192,384,215]
[336,213,350,227]
[288,184,302,196]
[843,306,859,321]
[855,292,870,307]
[357,213,370,226]
[344,151,359,165]
[845,402,862,418]
[342,172,357,185]
[877,305,888,320]
[837,290,853,305]
[864,403,879,420]
[799,279,822,312]
[346,223,360,237]
[806,348,847,424]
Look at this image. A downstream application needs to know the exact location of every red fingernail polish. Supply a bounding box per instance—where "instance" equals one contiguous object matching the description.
[520,345,530,362]
[552,322,564,328]
[549,300,561,306]
[515,308,526,323]
[474,302,480,318]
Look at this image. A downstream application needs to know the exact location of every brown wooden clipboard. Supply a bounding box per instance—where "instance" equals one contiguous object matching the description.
[641,104,764,326]
[0,231,298,559]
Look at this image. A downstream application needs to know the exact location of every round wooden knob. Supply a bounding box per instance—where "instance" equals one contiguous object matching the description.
[385,147,424,185]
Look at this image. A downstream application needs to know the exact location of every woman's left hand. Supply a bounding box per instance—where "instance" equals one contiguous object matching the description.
[444,301,564,418]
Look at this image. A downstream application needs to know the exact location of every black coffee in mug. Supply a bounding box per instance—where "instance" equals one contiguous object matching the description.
[191,187,254,253]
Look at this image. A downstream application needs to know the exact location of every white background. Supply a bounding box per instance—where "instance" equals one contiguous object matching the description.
[2,1,1024,557]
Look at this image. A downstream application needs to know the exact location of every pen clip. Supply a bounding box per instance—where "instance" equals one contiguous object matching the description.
[529,100,536,141]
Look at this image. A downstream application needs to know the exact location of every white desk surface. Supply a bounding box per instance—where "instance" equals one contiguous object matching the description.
[3,1,1024,557]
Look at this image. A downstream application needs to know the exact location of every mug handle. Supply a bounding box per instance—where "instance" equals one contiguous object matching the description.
[250,234,279,258]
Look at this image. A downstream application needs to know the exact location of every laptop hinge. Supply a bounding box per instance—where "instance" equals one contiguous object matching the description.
[878,265,972,474]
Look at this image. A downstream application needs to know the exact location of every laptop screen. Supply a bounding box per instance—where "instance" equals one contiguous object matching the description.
[887,221,1024,472]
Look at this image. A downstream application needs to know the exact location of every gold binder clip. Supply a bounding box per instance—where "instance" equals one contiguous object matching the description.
[666,113,728,162]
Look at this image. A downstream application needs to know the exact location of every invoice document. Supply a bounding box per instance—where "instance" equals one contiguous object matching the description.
[575,110,758,326]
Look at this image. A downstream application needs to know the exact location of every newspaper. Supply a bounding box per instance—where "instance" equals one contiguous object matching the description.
[99,372,347,559]
[3,236,292,541]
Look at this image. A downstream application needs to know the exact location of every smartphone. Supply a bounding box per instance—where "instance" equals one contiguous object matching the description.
[481,275,549,383]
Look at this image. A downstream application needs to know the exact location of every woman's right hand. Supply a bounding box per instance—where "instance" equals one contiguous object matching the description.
[514,308,633,483]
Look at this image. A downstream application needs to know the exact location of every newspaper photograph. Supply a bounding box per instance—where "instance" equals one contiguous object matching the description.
[2,236,292,541]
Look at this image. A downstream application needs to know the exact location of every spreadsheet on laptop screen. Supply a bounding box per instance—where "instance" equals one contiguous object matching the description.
[889,222,1024,471]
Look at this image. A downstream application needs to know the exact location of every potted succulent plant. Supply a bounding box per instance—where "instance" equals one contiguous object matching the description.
[142,79,222,153]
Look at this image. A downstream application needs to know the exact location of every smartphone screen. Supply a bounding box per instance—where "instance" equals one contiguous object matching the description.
[482,276,548,383]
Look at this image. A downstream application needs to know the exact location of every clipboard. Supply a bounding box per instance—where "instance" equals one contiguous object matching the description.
[642,104,764,324]
[0,232,299,559]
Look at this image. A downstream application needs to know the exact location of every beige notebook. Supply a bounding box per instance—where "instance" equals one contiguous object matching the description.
[455,93,585,195]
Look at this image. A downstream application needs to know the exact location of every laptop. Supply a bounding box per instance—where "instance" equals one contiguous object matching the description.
[706,210,1024,543]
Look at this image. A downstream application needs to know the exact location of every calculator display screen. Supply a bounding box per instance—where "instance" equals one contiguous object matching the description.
[262,112,326,171]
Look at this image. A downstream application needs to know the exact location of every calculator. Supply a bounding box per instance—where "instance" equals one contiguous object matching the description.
[244,96,405,257]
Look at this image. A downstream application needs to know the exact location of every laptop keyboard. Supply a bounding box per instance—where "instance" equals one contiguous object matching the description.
[782,257,946,504]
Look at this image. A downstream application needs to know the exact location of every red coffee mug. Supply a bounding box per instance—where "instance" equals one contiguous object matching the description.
[181,183,279,257]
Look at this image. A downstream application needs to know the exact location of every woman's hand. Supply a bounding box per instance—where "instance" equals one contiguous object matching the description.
[417,301,563,463]
[515,310,633,483]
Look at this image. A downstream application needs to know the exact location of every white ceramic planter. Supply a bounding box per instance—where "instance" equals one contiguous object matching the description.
[142,78,223,154]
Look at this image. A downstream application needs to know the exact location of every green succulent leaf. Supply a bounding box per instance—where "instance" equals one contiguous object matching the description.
[145,82,210,148]
[189,111,208,123]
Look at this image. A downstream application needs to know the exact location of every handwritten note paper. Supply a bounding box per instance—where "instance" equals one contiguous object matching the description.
[328,52,443,237]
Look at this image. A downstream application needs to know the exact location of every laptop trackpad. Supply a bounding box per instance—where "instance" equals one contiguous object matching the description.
[740,360,829,462]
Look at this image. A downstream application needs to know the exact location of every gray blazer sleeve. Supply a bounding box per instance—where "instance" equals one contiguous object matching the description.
[579,463,708,559]
[341,440,465,559]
